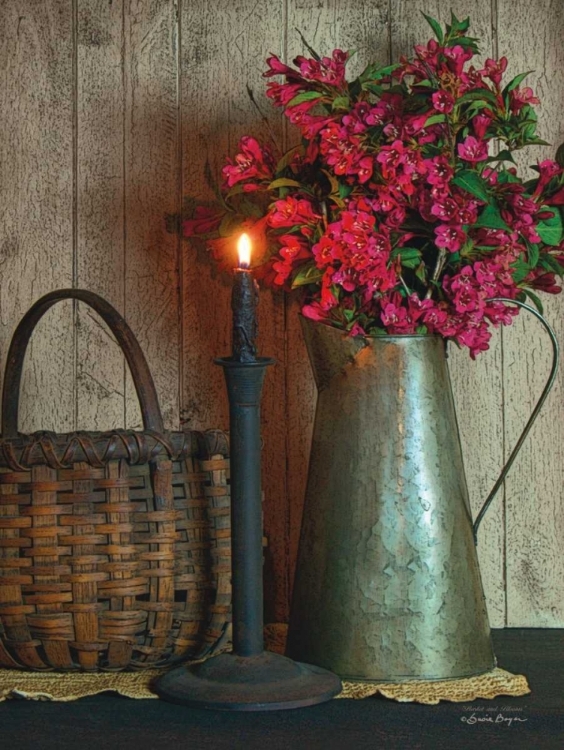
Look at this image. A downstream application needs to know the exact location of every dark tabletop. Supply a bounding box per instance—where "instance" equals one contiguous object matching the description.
[0,629,562,750]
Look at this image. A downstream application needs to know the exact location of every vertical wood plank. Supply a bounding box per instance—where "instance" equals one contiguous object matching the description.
[123,0,180,432]
[0,1,75,435]
[390,1,506,628]
[284,0,391,611]
[497,0,564,626]
[181,1,287,621]
[76,0,126,432]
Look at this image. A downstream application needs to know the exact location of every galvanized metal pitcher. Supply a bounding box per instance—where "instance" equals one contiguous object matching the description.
[286,301,558,681]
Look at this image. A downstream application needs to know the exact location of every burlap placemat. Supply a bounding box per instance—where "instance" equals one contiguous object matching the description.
[0,624,530,705]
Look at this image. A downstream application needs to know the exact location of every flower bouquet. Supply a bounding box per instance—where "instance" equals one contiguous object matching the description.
[185,12,564,357]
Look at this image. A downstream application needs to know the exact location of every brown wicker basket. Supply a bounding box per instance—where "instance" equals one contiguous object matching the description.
[0,289,231,671]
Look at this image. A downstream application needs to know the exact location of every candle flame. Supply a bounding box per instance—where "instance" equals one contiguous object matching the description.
[238,233,251,268]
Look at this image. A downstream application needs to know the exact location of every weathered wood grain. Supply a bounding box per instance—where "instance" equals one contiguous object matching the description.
[2,0,563,628]
[123,0,180,431]
[284,0,390,609]
[0,1,75,436]
[390,1,506,628]
[75,0,127,432]
[497,0,564,626]
[181,0,287,621]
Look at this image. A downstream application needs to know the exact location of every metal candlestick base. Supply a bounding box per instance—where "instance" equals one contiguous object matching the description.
[155,651,342,711]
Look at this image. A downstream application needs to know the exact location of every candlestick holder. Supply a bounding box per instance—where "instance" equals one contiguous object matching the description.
[155,356,342,711]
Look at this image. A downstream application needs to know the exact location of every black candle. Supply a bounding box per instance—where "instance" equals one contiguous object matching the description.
[232,233,258,362]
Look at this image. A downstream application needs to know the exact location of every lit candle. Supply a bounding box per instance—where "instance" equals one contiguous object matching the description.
[232,233,258,362]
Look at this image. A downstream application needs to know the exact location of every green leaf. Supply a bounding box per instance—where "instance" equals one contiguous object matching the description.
[421,12,444,43]
[525,138,551,147]
[338,182,353,199]
[392,247,422,269]
[540,253,564,274]
[275,144,303,174]
[332,95,350,110]
[453,36,480,52]
[537,207,564,246]
[456,88,499,106]
[359,62,401,83]
[496,170,521,184]
[502,71,534,97]
[527,242,540,268]
[474,203,510,230]
[225,184,249,200]
[268,177,303,190]
[452,169,491,203]
[415,324,429,334]
[523,288,544,315]
[286,90,324,107]
[511,257,531,284]
[291,262,324,288]
[424,113,446,127]
[556,143,564,168]
[485,150,516,165]
[415,262,428,284]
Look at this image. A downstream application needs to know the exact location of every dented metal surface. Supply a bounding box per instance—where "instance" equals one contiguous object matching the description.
[286,318,496,681]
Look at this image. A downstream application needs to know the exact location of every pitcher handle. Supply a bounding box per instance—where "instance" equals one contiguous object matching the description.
[473,297,560,543]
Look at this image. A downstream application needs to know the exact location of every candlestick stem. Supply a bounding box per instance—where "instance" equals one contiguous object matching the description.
[221,357,272,656]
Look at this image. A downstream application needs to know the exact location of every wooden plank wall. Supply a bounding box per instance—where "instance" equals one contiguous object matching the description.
[0,0,563,626]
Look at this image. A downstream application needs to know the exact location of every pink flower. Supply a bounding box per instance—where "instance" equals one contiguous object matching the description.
[268,196,321,228]
[263,55,300,79]
[425,156,454,188]
[271,235,311,286]
[435,224,466,252]
[480,57,508,87]
[472,112,492,139]
[376,140,405,178]
[527,271,562,295]
[222,136,275,188]
[533,159,563,197]
[460,65,487,94]
[431,196,460,222]
[432,90,455,114]
[294,49,349,87]
[266,81,303,107]
[443,45,474,76]
[456,315,492,358]
[457,135,488,163]
[509,86,540,114]
[302,302,330,322]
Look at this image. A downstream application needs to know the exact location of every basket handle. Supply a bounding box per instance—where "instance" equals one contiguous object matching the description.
[1,288,165,437]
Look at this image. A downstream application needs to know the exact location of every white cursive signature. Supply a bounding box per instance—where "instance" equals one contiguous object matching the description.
[461,712,528,727]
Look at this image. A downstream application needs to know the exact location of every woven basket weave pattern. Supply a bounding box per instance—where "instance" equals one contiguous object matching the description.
[0,446,231,671]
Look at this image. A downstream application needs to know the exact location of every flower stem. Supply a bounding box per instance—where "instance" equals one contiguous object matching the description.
[425,247,447,299]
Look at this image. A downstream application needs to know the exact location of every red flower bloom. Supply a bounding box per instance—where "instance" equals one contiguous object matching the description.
[268,196,321,228]
[435,224,466,252]
[480,57,508,88]
[222,136,275,189]
[509,86,540,114]
[432,90,455,114]
[457,135,488,163]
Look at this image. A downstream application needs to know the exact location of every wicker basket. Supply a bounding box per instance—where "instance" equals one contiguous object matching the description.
[0,289,231,671]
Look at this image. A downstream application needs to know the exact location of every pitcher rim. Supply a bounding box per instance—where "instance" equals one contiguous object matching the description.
[299,314,445,342]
